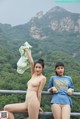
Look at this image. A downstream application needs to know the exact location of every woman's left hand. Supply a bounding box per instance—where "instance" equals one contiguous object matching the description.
[67,88,73,95]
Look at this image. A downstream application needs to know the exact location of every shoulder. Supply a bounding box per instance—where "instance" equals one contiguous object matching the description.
[41,75,46,83]
[64,75,72,80]
[50,75,57,80]
[43,75,46,81]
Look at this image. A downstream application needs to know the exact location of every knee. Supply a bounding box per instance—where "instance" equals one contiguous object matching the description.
[4,105,10,111]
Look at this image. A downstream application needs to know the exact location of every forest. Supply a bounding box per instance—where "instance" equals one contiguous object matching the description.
[0,8,80,118]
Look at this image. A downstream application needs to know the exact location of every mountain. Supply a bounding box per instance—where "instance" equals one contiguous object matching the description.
[28,6,80,40]
[1,6,80,39]
[0,6,80,60]
[0,6,80,116]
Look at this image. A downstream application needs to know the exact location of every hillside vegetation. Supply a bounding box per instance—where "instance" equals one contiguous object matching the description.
[0,6,80,119]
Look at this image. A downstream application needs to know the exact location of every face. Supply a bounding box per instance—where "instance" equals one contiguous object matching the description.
[34,63,43,75]
[55,66,64,76]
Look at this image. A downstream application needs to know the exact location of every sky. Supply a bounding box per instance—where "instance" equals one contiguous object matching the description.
[0,0,80,26]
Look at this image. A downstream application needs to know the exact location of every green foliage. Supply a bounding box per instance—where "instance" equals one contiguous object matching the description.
[0,23,80,118]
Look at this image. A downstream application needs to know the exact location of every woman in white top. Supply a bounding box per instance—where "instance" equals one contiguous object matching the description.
[4,48,46,119]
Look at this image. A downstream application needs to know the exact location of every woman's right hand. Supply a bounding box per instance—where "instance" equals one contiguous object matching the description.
[39,107,43,112]
[25,48,28,52]
[52,87,58,93]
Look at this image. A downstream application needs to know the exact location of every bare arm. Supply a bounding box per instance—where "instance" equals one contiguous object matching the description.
[25,48,34,75]
[37,77,46,103]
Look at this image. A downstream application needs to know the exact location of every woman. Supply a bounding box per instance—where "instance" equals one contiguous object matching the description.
[4,48,46,119]
[48,62,74,119]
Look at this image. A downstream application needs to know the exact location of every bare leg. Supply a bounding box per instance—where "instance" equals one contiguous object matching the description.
[7,111,14,119]
[62,105,71,119]
[4,102,28,119]
[28,96,40,119]
[51,104,62,119]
